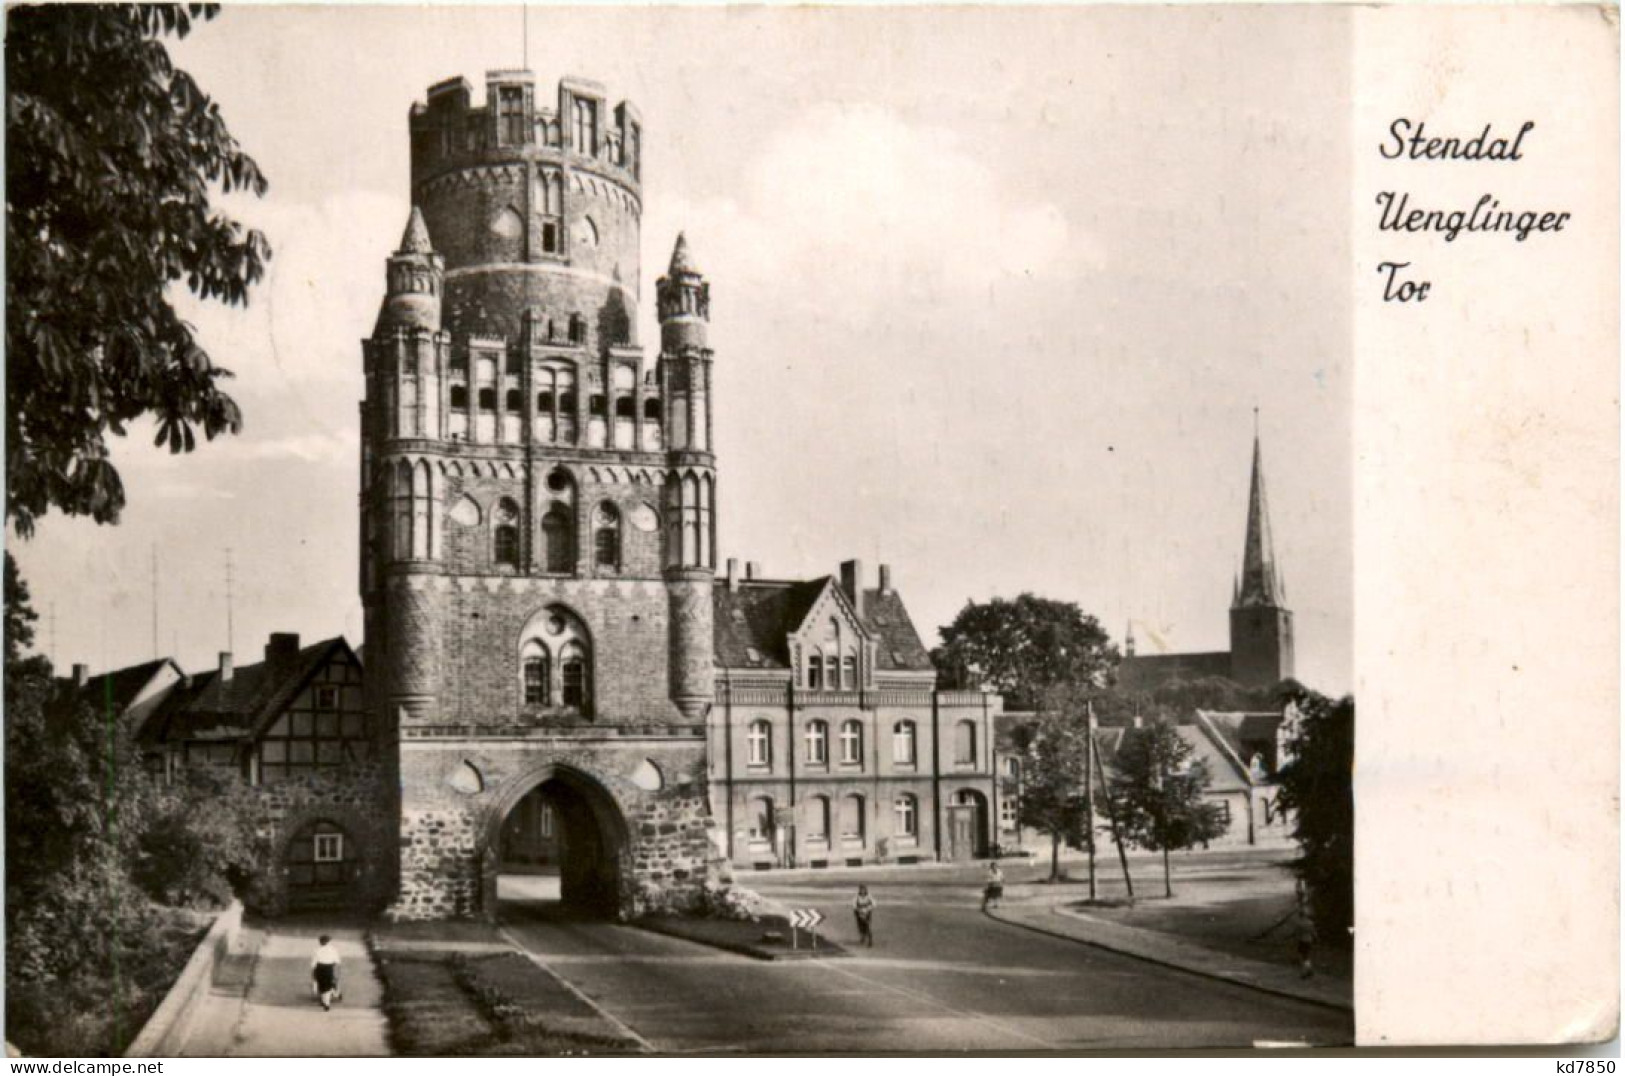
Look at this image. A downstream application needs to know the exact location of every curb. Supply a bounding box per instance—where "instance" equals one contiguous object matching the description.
[634,918,847,962]
[125,901,245,1058]
[982,906,1353,1014]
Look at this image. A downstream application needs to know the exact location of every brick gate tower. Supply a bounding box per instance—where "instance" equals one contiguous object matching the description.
[361,71,720,919]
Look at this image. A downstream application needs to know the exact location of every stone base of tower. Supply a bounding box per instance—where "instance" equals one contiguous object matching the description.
[384,733,721,922]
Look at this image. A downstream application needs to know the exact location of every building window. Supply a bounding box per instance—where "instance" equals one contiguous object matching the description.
[589,394,606,418]
[493,498,520,568]
[542,504,573,573]
[1003,756,1020,778]
[315,685,339,711]
[1216,800,1232,826]
[569,314,586,345]
[505,388,523,412]
[806,652,822,690]
[894,794,917,839]
[477,387,497,412]
[450,384,468,409]
[747,720,771,767]
[805,795,829,841]
[593,503,621,569]
[541,220,559,253]
[955,720,977,766]
[573,97,598,154]
[522,645,550,706]
[314,832,344,863]
[841,794,866,843]
[498,86,525,144]
[839,720,863,765]
[748,797,774,843]
[843,654,857,689]
[893,721,917,765]
[560,642,588,710]
[643,398,662,423]
[1000,796,1018,831]
[805,720,828,765]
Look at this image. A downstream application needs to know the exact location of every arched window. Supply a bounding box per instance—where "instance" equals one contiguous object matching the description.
[823,654,839,691]
[747,720,772,767]
[493,499,520,568]
[411,460,432,560]
[681,473,700,565]
[806,650,822,690]
[748,796,774,843]
[700,474,714,568]
[593,502,621,569]
[557,370,578,441]
[840,720,863,765]
[805,720,828,765]
[894,794,918,839]
[843,653,857,689]
[643,398,662,423]
[805,795,830,841]
[560,641,588,710]
[542,504,573,573]
[522,641,550,706]
[955,720,977,766]
[893,720,917,765]
[393,460,412,560]
[841,794,866,843]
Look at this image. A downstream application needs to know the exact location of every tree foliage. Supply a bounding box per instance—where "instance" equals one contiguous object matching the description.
[1275,687,1354,945]
[6,3,270,535]
[933,593,1118,710]
[1010,708,1092,881]
[1110,719,1228,897]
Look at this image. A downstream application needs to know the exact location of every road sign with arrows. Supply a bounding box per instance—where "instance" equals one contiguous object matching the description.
[789,907,825,950]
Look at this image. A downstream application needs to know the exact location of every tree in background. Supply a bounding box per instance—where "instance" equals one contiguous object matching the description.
[1110,719,1228,897]
[6,3,270,536]
[1275,687,1355,946]
[933,594,1118,710]
[1009,709,1091,882]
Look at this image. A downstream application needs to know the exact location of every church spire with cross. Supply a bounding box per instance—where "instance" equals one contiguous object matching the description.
[1227,414,1295,686]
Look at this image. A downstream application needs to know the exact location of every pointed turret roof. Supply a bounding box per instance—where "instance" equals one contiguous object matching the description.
[1234,430,1285,609]
[398,206,434,255]
[668,231,697,274]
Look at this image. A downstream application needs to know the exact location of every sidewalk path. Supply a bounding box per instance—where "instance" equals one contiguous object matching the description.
[986,902,1352,1013]
[179,923,390,1057]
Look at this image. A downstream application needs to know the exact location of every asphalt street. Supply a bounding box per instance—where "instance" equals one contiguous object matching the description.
[498,868,1353,1053]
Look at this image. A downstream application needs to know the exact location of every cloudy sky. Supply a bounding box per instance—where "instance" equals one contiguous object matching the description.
[15,5,1353,693]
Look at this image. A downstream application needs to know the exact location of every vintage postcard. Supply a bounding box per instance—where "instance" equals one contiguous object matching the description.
[3,3,1614,1057]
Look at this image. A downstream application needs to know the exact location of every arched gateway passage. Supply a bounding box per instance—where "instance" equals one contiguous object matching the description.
[488,764,628,919]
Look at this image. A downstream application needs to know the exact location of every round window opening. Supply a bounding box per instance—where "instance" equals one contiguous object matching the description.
[546,469,571,493]
[546,614,566,636]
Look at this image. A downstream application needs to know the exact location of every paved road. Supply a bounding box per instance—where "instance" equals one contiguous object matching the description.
[499,874,1352,1052]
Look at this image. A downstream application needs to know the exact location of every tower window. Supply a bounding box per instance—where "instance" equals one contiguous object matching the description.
[478,387,497,411]
[450,385,469,409]
[614,396,635,419]
[593,503,621,569]
[505,352,522,375]
[643,398,662,423]
[522,646,550,706]
[493,499,521,568]
[541,221,559,253]
[505,388,522,412]
[589,394,606,417]
[542,504,573,573]
[569,315,586,345]
[537,389,555,414]
[573,97,598,154]
[560,643,588,709]
[498,87,526,144]
[558,389,577,415]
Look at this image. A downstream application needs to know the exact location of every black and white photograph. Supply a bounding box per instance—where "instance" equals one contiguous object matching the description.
[3,1,1614,1059]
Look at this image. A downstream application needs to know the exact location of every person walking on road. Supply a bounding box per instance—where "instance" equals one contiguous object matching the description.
[982,862,1005,911]
[311,934,342,1011]
[853,885,876,948]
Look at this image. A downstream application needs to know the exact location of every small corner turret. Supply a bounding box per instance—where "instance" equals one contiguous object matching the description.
[376,206,443,335]
[657,232,710,353]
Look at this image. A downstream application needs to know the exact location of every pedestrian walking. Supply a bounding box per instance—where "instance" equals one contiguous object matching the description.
[852,885,876,948]
[311,934,342,1011]
[982,861,1005,911]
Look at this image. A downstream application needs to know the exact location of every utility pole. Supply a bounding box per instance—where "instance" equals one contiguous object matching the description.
[1084,698,1097,902]
[224,547,235,654]
[1096,719,1136,901]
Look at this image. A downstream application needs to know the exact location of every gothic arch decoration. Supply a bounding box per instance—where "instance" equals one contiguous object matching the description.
[517,604,594,717]
[490,205,524,239]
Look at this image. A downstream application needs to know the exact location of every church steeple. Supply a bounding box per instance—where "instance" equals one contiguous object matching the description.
[1233,430,1283,609]
[1227,419,1295,687]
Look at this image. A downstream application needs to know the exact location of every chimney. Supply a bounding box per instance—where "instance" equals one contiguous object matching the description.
[839,559,866,616]
[218,652,234,684]
[878,564,892,595]
[266,632,301,665]
[745,561,761,580]
[72,663,89,688]
[726,558,739,591]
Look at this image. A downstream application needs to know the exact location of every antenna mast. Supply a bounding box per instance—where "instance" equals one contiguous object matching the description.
[224,547,235,654]
[151,544,159,660]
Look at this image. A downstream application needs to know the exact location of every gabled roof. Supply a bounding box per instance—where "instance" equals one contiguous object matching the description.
[59,658,180,717]
[713,579,934,673]
[143,637,356,744]
[1196,710,1287,777]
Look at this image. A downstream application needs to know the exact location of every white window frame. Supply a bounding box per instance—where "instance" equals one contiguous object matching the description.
[894,795,917,839]
[314,832,344,863]
[840,720,863,765]
[1000,796,1019,830]
[893,721,917,765]
[747,721,771,767]
[805,720,828,765]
